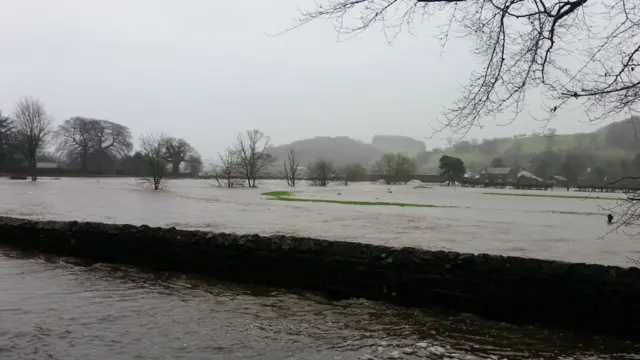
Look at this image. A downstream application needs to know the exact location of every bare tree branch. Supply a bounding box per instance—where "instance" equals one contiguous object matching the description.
[376,152,417,184]
[308,159,335,186]
[213,148,242,188]
[139,133,169,190]
[163,137,198,176]
[289,0,640,137]
[338,163,368,185]
[284,148,300,187]
[234,129,276,187]
[54,117,133,170]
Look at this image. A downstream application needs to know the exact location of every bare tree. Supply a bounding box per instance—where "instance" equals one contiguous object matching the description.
[54,117,133,170]
[185,153,203,176]
[213,148,241,188]
[377,153,396,184]
[339,163,368,186]
[55,117,94,169]
[283,148,300,187]
[0,112,15,173]
[91,119,134,159]
[309,159,334,186]
[162,137,199,176]
[376,153,417,184]
[13,97,52,181]
[290,0,639,136]
[139,133,169,190]
[234,129,276,187]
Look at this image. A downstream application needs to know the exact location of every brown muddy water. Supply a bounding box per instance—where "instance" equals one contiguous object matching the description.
[0,178,637,266]
[1,251,639,360]
[1,178,640,359]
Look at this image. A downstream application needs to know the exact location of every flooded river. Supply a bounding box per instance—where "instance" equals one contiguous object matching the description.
[1,251,639,360]
[1,177,640,359]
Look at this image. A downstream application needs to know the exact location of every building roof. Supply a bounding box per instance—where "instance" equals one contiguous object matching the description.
[517,170,544,182]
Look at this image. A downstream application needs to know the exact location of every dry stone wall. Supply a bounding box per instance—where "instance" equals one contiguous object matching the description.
[0,216,638,339]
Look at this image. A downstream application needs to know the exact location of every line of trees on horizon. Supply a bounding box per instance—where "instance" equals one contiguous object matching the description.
[0,96,208,187]
[278,150,433,188]
[1,96,432,190]
[0,97,295,190]
[5,96,636,191]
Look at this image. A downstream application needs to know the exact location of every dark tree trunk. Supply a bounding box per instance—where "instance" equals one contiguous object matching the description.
[171,160,181,175]
[30,162,37,181]
[80,152,88,170]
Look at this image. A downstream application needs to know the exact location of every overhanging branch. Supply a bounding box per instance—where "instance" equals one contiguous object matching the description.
[290,0,639,136]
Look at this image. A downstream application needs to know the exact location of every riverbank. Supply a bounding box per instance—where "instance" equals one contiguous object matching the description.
[0,216,639,340]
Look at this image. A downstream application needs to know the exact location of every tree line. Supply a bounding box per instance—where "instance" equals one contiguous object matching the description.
[275,151,446,188]
[0,96,204,184]
[0,96,468,189]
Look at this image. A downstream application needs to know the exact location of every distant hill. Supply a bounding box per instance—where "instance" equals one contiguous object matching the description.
[371,135,426,155]
[267,136,382,168]
[264,118,640,173]
[420,118,638,170]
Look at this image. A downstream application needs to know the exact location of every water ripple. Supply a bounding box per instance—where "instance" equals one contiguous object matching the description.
[0,251,638,360]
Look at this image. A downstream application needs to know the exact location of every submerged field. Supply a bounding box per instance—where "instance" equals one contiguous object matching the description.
[0,178,637,266]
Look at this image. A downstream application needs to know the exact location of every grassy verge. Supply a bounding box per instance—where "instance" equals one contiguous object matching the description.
[482,192,621,201]
[261,191,457,208]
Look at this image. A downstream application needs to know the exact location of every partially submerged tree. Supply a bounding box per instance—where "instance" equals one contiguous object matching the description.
[290,0,639,135]
[308,159,334,186]
[213,148,241,188]
[234,129,275,187]
[139,133,169,190]
[376,153,417,184]
[339,163,368,185]
[283,148,300,187]
[439,155,466,186]
[12,97,52,181]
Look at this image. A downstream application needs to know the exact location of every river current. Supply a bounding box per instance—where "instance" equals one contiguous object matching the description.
[1,251,639,360]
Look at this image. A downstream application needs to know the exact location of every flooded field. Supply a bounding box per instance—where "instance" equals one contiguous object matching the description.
[1,250,639,360]
[0,177,637,266]
[2,177,640,359]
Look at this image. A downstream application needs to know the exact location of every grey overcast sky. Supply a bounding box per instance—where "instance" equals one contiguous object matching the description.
[0,0,614,158]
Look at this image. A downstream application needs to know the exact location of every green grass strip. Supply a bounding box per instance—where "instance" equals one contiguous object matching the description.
[261,192,606,215]
[261,191,294,197]
[261,191,457,208]
[482,192,620,201]
[544,210,603,216]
